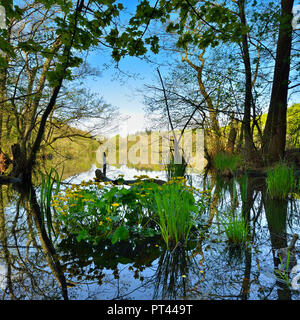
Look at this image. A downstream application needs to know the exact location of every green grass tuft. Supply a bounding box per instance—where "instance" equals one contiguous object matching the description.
[214,152,242,173]
[266,163,297,199]
[153,181,198,249]
[39,167,64,243]
[220,212,249,247]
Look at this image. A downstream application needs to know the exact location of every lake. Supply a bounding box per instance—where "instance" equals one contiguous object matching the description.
[0,163,300,300]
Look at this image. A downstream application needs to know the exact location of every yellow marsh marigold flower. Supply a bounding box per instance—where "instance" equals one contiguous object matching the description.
[99,221,103,226]
[105,217,112,222]
[111,203,120,207]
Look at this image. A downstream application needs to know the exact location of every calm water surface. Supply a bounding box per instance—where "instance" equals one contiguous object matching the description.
[0,164,300,300]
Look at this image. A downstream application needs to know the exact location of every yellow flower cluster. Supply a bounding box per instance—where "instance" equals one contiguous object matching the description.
[82,198,95,203]
[51,180,107,215]
[168,176,187,183]
[99,216,113,226]
[50,175,211,222]
[111,203,120,207]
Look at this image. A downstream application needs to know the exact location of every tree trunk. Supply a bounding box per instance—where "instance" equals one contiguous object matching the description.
[10,144,27,179]
[237,0,261,164]
[0,186,16,299]
[182,51,223,158]
[262,0,294,164]
[225,119,238,154]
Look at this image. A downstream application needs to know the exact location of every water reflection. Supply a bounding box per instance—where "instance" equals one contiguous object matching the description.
[263,189,292,300]
[0,182,68,299]
[0,164,299,300]
[153,241,203,300]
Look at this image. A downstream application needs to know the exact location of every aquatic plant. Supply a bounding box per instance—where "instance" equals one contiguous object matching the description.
[266,163,297,199]
[39,167,63,242]
[52,179,156,244]
[165,153,187,181]
[220,212,249,247]
[151,178,205,249]
[214,152,242,174]
[154,184,199,248]
[52,175,210,248]
[275,251,292,286]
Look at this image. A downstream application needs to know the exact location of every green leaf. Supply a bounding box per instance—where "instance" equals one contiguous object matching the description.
[76,229,89,242]
[111,226,129,244]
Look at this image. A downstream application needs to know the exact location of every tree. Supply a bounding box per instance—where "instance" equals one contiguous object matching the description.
[118,0,298,165]
[262,0,295,163]
[0,0,148,182]
[232,0,260,164]
[142,46,246,164]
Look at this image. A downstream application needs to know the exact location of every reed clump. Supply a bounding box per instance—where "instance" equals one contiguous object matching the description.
[220,212,249,247]
[153,180,198,249]
[266,163,298,199]
[214,152,242,174]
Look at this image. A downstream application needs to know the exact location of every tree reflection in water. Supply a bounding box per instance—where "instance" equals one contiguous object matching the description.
[0,183,68,299]
[0,167,299,300]
[152,243,205,300]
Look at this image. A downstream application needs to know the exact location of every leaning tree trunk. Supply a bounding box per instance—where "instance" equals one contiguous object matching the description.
[182,51,223,159]
[10,1,84,184]
[262,0,294,164]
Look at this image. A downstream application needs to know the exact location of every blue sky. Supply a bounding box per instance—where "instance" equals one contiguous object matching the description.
[5,1,298,136]
[86,51,160,114]
[84,47,170,136]
[82,0,300,137]
[82,0,170,136]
